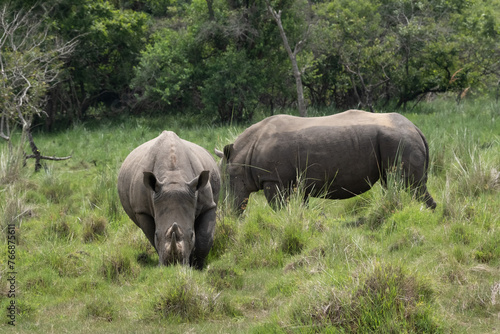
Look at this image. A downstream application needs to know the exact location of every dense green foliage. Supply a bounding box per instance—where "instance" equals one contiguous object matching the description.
[2,0,499,124]
[0,98,499,332]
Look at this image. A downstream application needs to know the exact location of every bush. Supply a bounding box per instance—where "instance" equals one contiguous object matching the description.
[201,47,263,123]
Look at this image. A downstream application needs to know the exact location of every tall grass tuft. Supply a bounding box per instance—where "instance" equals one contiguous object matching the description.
[452,151,493,197]
[206,263,244,291]
[100,250,134,282]
[83,298,116,322]
[151,268,239,322]
[208,211,237,262]
[449,135,500,198]
[474,230,500,264]
[1,186,33,242]
[362,166,414,230]
[0,140,25,185]
[292,263,440,333]
[48,216,74,241]
[89,165,121,222]
[82,215,107,243]
[39,167,72,204]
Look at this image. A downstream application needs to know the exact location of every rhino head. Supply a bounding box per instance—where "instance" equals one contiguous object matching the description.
[215,145,250,214]
[143,170,210,266]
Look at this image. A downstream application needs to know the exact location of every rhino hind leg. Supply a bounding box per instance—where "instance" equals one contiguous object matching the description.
[380,163,436,210]
[191,209,216,270]
[416,185,437,210]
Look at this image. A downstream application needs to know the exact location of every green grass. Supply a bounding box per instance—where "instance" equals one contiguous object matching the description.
[1,97,499,333]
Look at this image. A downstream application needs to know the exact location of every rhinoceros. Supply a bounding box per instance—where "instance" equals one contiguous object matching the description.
[216,110,436,213]
[118,131,220,269]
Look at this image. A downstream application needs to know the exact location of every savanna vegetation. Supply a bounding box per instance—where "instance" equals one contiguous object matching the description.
[1,0,500,332]
[0,98,499,333]
[1,0,500,126]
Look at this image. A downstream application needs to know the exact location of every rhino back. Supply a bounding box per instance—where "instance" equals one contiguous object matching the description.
[232,110,426,197]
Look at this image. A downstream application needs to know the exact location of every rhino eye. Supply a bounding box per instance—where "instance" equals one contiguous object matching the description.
[191,231,195,242]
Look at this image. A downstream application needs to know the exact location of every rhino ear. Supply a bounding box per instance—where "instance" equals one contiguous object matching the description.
[188,170,210,191]
[223,144,234,161]
[143,171,159,192]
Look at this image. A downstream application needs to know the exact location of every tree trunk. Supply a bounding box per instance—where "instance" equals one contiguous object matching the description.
[206,0,215,21]
[23,125,72,172]
[266,1,307,117]
[26,128,43,172]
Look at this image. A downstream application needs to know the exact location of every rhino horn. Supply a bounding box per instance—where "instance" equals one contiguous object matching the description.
[214,148,224,158]
[170,222,179,234]
[169,223,180,254]
[170,223,179,243]
[170,231,177,248]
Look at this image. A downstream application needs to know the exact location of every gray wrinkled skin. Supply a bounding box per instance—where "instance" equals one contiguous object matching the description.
[118,131,220,269]
[217,110,436,213]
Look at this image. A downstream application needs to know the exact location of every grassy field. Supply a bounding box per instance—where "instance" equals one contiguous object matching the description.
[1,98,499,333]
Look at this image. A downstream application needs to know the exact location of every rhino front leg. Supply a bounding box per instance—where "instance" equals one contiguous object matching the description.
[263,181,287,210]
[134,213,157,252]
[191,208,216,270]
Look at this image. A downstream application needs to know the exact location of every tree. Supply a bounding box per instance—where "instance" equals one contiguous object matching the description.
[0,4,76,172]
[312,0,492,111]
[131,0,294,122]
[265,0,309,117]
[45,0,149,123]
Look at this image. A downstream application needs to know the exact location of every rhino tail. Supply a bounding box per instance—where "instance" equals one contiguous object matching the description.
[415,126,430,180]
[415,126,437,209]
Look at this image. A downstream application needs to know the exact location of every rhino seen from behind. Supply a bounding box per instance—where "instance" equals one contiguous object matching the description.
[216,110,436,213]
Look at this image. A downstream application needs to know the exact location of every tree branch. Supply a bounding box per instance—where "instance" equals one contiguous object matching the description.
[1,3,76,171]
[25,154,72,161]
